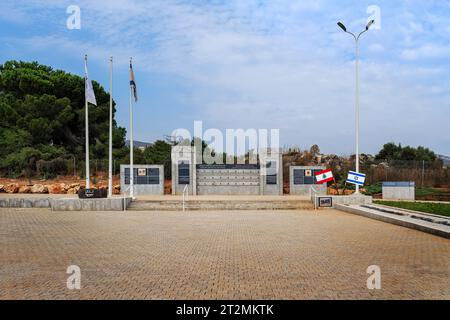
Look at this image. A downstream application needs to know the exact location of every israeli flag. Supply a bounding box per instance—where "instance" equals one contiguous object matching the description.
[346,171,366,186]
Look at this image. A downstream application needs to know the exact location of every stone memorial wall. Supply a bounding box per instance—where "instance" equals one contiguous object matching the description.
[171,146,283,195]
[289,166,327,195]
[120,164,164,196]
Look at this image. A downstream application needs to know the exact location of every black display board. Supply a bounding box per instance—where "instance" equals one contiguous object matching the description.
[293,169,322,185]
[265,161,277,185]
[124,168,160,185]
[178,161,190,184]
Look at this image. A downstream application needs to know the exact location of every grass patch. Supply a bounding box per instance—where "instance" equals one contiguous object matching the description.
[415,187,450,197]
[374,200,450,218]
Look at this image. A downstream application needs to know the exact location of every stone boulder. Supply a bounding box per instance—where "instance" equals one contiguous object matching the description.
[67,186,81,194]
[31,184,48,194]
[59,183,69,193]
[18,186,32,193]
[327,187,339,195]
[47,184,63,194]
[5,183,19,193]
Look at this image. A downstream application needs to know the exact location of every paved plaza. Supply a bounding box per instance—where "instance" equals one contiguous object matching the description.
[1,208,449,299]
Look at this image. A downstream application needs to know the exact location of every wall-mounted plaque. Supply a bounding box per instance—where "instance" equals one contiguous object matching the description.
[318,197,333,208]
[178,161,190,185]
[265,161,277,185]
[125,168,160,185]
[293,169,323,185]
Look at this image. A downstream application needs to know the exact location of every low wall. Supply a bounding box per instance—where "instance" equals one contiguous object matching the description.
[197,185,260,195]
[0,197,51,208]
[312,194,372,208]
[382,182,415,200]
[335,204,450,239]
[120,165,164,196]
[51,197,132,211]
[289,166,327,195]
[0,196,132,211]
[294,184,327,196]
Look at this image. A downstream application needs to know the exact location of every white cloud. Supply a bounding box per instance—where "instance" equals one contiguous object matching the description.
[400,44,450,60]
[3,0,450,155]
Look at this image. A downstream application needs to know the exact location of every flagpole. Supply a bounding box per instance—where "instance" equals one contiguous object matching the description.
[129,57,134,198]
[108,56,113,198]
[84,54,90,190]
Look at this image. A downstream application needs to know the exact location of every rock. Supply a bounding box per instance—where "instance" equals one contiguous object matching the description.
[5,183,19,193]
[31,184,48,194]
[113,185,121,195]
[327,187,339,195]
[18,186,31,193]
[67,186,80,194]
[0,184,4,193]
[344,189,355,195]
[47,184,63,194]
[59,183,68,193]
[69,183,80,189]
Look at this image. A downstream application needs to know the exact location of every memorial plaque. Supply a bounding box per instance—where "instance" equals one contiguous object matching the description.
[178,161,190,185]
[293,169,322,185]
[265,161,277,185]
[125,168,160,185]
[78,188,107,199]
[293,169,304,185]
[318,197,333,208]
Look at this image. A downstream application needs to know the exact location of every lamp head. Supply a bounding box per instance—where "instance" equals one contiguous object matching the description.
[366,19,375,30]
[337,22,347,32]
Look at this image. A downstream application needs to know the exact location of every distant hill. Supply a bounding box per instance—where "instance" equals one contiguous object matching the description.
[125,140,153,149]
[438,155,450,166]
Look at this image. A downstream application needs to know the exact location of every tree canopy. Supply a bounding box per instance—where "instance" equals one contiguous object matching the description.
[375,142,438,162]
[0,60,126,176]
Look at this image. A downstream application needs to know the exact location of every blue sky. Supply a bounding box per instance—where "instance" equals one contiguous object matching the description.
[1,0,449,155]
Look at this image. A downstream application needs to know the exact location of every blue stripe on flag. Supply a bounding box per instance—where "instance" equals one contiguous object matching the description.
[346,178,364,186]
[348,171,366,178]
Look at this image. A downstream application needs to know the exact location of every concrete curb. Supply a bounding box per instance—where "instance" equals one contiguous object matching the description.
[51,197,132,211]
[0,197,132,211]
[335,204,450,239]
[0,197,51,208]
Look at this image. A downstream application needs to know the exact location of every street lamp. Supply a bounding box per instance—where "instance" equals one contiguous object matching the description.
[337,19,374,194]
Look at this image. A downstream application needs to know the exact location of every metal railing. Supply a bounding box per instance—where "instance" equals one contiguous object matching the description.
[310,186,318,210]
[182,185,189,212]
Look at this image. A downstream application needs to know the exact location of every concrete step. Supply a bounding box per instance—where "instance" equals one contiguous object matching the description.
[128,200,314,211]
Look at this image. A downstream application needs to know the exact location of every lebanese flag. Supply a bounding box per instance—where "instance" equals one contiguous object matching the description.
[315,169,334,184]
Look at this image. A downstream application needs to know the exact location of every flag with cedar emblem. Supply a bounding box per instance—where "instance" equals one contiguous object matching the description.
[315,168,334,184]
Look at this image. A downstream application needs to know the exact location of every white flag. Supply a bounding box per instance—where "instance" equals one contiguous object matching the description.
[84,58,97,106]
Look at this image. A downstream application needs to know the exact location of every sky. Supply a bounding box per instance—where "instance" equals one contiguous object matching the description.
[1,0,449,156]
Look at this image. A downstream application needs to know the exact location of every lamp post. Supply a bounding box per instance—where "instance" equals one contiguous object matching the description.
[337,19,374,194]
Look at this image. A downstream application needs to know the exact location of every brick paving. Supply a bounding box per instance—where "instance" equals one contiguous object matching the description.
[0,208,449,299]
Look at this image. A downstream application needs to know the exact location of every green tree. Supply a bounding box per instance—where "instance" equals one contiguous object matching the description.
[375,142,402,160]
[0,60,127,177]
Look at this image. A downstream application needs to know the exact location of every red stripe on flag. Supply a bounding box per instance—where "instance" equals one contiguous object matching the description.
[315,168,332,176]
